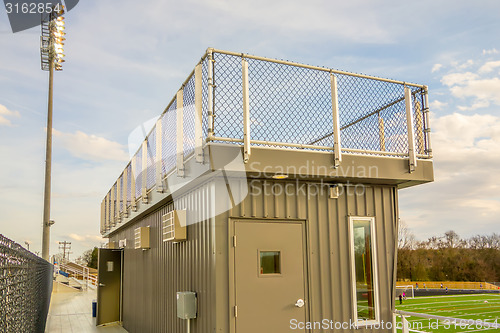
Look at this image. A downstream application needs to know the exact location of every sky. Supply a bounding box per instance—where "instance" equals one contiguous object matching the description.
[0,0,499,259]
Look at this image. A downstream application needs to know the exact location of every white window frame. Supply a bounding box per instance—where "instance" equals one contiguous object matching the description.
[348,216,380,326]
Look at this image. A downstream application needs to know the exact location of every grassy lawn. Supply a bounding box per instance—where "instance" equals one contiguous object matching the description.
[395,294,500,333]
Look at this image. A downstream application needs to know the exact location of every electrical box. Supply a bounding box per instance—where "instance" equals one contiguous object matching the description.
[162,210,187,242]
[329,185,340,199]
[118,239,127,248]
[176,291,197,319]
[134,227,150,249]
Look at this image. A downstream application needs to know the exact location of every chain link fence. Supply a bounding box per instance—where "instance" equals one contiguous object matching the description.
[183,73,197,158]
[161,97,178,176]
[212,52,429,156]
[146,129,156,191]
[0,234,53,333]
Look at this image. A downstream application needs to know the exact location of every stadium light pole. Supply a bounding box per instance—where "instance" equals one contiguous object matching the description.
[40,7,65,261]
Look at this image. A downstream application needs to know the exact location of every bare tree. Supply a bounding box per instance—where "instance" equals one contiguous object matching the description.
[398,219,416,250]
[444,230,463,248]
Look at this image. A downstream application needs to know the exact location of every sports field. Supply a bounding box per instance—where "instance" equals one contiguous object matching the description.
[395,294,500,333]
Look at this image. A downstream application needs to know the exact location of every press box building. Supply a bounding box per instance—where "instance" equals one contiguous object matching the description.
[97,48,433,333]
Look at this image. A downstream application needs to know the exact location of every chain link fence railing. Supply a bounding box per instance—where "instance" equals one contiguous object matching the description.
[183,73,197,158]
[161,97,178,176]
[212,52,429,157]
[146,129,156,191]
[0,234,53,333]
[100,49,431,234]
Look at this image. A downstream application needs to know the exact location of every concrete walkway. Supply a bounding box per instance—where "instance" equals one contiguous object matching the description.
[45,284,128,333]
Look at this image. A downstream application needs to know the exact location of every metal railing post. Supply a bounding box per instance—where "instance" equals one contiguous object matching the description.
[122,170,128,218]
[378,114,386,151]
[105,193,110,231]
[100,199,105,234]
[116,177,121,223]
[402,315,409,333]
[131,158,137,211]
[195,64,204,162]
[84,267,89,290]
[110,184,116,227]
[142,141,148,203]
[242,58,251,163]
[176,89,185,176]
[423,86,432,158]
[156,119,164,192]
[415,100,424,154]
[404,86,417,172]
[330,73,342,168]
[207,49,215,139]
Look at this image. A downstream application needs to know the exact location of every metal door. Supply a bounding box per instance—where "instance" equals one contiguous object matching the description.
[97,248,122,326]
[234,221,307,333]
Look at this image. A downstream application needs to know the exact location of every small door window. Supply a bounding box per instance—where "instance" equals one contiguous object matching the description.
[259,251,281,275]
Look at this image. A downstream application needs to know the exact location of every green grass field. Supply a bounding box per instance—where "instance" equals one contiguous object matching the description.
[395,294,500,333]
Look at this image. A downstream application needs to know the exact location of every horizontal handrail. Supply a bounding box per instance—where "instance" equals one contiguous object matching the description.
[210,136,432,159]
[211,48,427,89]
[58,260,98,286]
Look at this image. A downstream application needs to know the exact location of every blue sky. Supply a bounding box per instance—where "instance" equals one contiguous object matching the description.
[1,0,499,258]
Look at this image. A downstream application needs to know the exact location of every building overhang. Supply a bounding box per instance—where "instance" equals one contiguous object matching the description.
[104,143,433,237]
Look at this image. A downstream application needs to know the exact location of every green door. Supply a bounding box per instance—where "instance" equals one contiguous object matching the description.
[234,221,307,332]
[97,248,122,326]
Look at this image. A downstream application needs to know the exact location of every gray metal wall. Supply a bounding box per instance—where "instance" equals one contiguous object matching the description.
[214,179,398,333]
[111,178,398,333]
[109,181,216,333]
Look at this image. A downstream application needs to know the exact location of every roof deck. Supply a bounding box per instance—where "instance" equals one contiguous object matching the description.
[100,48,433,236]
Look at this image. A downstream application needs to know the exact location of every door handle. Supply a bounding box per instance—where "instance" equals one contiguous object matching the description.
[295,299,305,308]
[99,283,106,287]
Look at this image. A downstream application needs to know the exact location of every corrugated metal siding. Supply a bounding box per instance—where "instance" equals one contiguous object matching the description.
[111,178,398,333]
[216,179,397,333]
[109,181,216,333]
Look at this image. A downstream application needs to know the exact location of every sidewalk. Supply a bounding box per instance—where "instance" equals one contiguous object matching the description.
[45,284,128,333]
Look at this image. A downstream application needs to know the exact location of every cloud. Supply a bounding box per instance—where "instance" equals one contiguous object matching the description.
[431,64,443,73]
[67,234,104,250]
[449,78,500,105]
[457,59,474,69]
[483,48,499,55]
[431,113,500,159]
[439,55,500,110]
[430,100,448,110]
[0,104,20,126]
[440,72,479,86]
[69,234,103,242]
[457,100,490,111]
[478,60,500,73]
[191,0,396,43]
[53,129,129,162]
[399,112,500,238]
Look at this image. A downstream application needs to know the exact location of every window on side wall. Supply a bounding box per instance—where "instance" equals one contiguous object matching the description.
[349,216,379,326]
